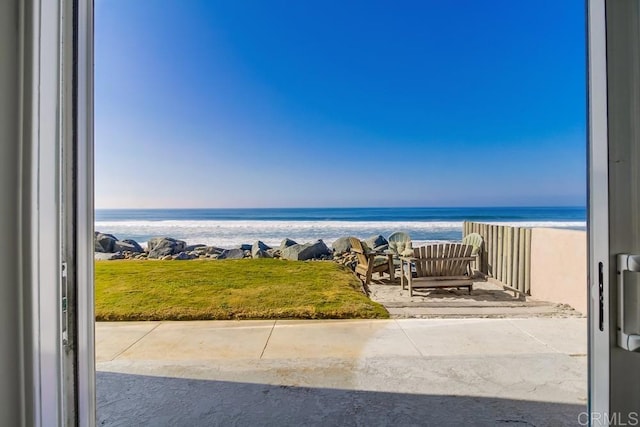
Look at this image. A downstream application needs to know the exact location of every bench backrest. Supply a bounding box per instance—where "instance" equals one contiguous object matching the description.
[412,243,474,278]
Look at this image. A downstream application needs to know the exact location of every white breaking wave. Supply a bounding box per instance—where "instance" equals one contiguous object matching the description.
[94,219,586,249]
[94,219,586,230]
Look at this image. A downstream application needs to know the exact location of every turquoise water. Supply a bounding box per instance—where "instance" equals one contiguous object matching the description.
[95,206,586,248]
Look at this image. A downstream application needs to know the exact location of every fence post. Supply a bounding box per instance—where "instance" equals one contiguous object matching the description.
[524,228,532,294]
[511,227,520,291]
[497,226,504,281]
[504,226,512,287]
[491,225,498,277]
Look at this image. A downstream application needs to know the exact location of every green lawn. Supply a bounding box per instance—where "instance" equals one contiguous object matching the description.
[95,259,389,320]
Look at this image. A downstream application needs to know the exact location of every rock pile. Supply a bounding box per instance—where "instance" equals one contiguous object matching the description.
[94,233,334,262]
[94,232,394,267]
[95,232,144,259]
[331,235,390,271]
[364,234,389,252]
[281,240,332,261]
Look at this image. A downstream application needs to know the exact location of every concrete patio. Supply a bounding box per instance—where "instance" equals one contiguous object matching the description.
[97,318,587,426]
[368,280,583,318]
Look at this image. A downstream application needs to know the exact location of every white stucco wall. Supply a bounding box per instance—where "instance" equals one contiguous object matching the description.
[530,228,587,315]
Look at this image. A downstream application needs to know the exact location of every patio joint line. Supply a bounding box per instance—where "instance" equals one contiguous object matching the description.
[506,319,562,354]
[110,322,163,361]
[259,320,277,359]
[394,320,425,357]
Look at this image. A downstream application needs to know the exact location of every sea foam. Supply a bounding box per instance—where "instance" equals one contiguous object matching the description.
[94,219,586,249]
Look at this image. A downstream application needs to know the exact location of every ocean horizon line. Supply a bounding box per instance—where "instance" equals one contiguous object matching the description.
[95,205,586,211]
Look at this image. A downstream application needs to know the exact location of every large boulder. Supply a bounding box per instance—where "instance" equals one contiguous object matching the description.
[147,237,186,259]
[95,232,118,253]
[184,244,206,252]
[365,235,388,250]
[253,249,272,259]
[173,251,192,260]
[332,237,354,255]
[205,246,224,255]
[267,248,280,258]
[239,244,252,251]
[279,238,297,251]
[251,241,271,258]
[95,252,124,261]
[281,240,331,261]
[114,239,143,253]
[218,248,245,260]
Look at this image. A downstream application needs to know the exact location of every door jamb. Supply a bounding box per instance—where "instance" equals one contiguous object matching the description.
[587,0,610,421]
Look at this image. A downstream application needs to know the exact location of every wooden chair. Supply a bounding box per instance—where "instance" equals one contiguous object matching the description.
[387,232,413,259]
[462,232,484,272]
[349,237,393,284]
[400,243,475,296]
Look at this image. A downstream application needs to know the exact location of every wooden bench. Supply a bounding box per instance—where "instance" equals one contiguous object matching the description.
[400,243,475,296]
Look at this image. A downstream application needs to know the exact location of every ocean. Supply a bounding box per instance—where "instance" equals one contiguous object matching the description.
[95,207,586,249]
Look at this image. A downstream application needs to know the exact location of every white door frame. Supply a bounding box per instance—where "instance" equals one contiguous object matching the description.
[588,0,640,424]
[24,0,67,424]
[20,0,95,425]
[587,0,610,421]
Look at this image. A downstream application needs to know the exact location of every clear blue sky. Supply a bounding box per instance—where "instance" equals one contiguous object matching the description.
[95,0,586,209]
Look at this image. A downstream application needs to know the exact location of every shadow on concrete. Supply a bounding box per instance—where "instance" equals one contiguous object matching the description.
[97,371,584,426]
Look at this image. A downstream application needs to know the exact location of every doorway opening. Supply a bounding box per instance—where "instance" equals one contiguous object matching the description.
[93,1,588,424]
